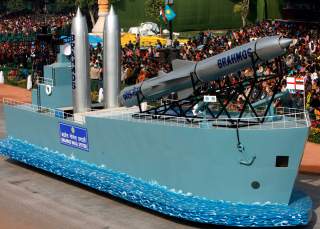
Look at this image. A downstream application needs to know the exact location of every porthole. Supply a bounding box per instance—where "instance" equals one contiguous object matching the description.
[251,181,260,189]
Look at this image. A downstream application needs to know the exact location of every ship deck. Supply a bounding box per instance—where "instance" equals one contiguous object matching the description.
[84,106,310,130]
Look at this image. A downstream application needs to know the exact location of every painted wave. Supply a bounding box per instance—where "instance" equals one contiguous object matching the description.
[0,137,312,227]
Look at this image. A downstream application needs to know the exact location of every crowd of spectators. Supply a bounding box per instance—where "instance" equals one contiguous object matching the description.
[96,20,319,119]
[0,13,319,119]
[0,13,72,35]
[0,13,73,81]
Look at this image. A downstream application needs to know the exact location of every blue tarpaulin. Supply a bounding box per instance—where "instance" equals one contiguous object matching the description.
[61,35,102,47]
[88,35,102,46]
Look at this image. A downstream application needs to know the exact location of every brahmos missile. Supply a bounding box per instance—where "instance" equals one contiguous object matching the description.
[103,5,121,108]
[71,8,91,113]
[120,36,292,107]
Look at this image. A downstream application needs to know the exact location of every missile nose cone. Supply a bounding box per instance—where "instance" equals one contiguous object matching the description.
[109,5,115,15]
[76,7,82,17]
[279,37,292,49]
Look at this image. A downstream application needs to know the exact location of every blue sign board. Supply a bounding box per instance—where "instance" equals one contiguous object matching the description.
[55,110,64,119]
[59,123,89,151]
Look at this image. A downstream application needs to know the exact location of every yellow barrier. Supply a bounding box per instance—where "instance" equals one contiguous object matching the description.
[121,33,189,47]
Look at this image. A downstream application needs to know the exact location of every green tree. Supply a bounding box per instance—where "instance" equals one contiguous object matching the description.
[1,0,49,14]
[54,0,75,13]
[4,0,28,13]
[53,0,98,27]
[77,0,120,28]
[0,0,8,12]
[76,0,97,26]
[145,0,163,24]
[233,0,250,27]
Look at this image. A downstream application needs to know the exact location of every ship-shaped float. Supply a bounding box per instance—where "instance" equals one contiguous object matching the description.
[0,7,312,227]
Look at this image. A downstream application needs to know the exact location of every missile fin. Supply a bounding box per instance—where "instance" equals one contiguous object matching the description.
[172,59,194,70]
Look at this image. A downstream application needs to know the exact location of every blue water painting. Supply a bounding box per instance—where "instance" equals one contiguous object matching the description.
[0,137,312,227]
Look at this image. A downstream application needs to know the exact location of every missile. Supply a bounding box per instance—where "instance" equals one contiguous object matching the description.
[71,8,91,113]
[103,5,121,108]
[120,36,292,107]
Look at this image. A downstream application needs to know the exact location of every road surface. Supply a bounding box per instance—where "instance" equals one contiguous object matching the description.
[0,104,319,229]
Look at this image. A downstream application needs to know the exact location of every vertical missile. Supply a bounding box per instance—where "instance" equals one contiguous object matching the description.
[71,8,91,113]
[103,5,121,108]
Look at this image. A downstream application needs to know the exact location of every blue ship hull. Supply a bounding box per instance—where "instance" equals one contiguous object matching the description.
[0,137,312,227]
[0,103,313,227]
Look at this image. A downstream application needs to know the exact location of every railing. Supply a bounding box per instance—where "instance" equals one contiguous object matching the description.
[105,107,310,130]
[161,99,298,115]
[2,98,85,124]
[2,98,310,130]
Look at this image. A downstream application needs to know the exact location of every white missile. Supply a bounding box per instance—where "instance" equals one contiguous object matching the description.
[71,8,91,113]
[120,36,292,107]
[103,5,121,108]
